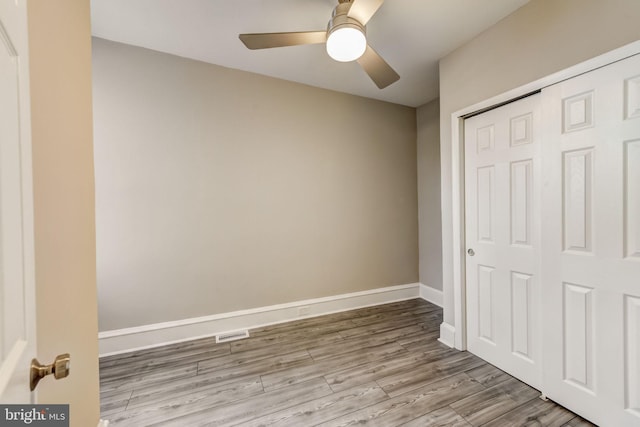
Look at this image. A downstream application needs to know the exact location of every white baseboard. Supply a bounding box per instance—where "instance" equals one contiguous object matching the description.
[99,283,424,356]
[438,322,456,348]
[418,283,443,307]
[420,286,453,348]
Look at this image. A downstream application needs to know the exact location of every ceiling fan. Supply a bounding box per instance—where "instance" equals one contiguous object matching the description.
[239,0,399,89]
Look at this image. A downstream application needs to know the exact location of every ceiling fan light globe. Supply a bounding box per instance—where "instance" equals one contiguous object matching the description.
[326,26,366,62]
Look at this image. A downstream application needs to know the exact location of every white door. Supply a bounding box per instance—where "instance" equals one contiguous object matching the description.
[0,0,37,403]
[540,53,640,426]
[464,93,542,389]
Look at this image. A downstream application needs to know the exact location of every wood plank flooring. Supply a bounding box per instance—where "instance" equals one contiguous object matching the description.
[99,299,595,426]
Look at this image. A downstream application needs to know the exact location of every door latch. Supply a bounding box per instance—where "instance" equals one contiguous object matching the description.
[30,353,70,391]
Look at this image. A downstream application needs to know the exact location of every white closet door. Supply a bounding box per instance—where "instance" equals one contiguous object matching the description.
[0,0,36,402]
[541,54,640,426]
[464,94,542,389]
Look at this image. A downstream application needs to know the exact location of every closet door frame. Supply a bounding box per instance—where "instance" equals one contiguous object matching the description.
[446,40,640,352]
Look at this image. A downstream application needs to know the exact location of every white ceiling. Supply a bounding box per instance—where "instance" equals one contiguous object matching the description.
[90,0,529,107]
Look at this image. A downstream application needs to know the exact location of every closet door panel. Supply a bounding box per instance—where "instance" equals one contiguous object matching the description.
[541,53,640,427]
[464,94,542,389]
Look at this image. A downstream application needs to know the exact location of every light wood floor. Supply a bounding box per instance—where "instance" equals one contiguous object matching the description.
[99,299,595,426]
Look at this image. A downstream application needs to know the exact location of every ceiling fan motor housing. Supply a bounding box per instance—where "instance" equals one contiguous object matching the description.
[327,1,366,40]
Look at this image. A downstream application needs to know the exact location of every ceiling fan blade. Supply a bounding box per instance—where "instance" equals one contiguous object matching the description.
[357,45,399,89]
[239,31,326,50]
[347,0,384,25]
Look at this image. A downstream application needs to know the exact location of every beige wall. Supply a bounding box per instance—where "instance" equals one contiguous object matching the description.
[28,0,100,425]
[416,99,442,290]
[439,0,640,325]
[92,38,418,331]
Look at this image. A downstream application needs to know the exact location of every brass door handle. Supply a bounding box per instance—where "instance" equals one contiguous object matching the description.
[30,353,70,391]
